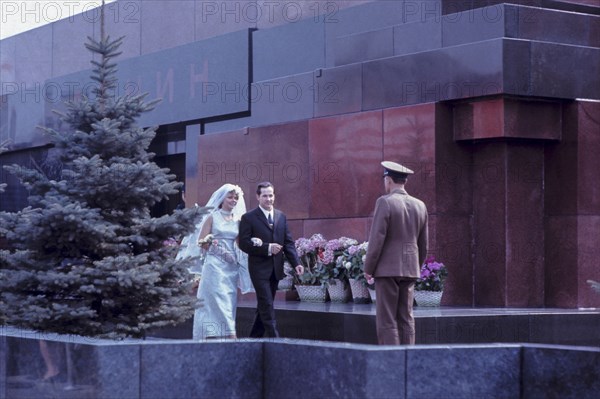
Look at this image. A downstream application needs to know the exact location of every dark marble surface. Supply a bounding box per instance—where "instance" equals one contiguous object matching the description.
[529,41,600,100]
[264,340,405,399]
[3,326,600,399]
[334,27,394,66]
[197,120,310,220]
[363,38,505,110]
[308,110,383,218]
[406,345,521,398]
[313,63,363,118]
[248,73,315,126]
[252,17,325,82]
[394,16,442,57]
[324,0,416,67]
[140,341,262,399]
[523,345,600,398]
[140,1,195,54]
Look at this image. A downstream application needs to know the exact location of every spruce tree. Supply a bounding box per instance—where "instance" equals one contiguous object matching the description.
[0,37,207,338]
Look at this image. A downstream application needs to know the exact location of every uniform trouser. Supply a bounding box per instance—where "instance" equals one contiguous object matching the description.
[375,277,416,345]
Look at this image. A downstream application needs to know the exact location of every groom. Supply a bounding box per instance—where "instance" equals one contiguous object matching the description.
[239,181,304,338]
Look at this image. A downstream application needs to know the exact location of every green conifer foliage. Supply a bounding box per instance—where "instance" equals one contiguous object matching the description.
[0,37,207,338]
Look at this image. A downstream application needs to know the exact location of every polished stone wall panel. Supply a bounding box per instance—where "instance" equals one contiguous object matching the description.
[253,18,325,82]
[523,345,600,398]
[435,215,473,305]
[383,104,437,211]
[334,27,393,66]
[92,1,142,61]
[529,313,600,346]
[303,217,370,242]
[530,42,600,100]
[453,98,562,141]
[578,216,600,308]
[406,345,521,398]
[313,63,362,118]
[140,342,262,399]
[545,216,579,307]
[264,341,405,399]
[0,336,5,399]
[197,121,310,220]
[436,103,473,215]
[515,5,600,48]
[393,17,442,57]
[576,101,600,215]
[195,0,257,41]
[436,315,531,344]
[363,39,504,110]
[441,5,507,47]
[141,1,195,54]
[255,0,374,30]
[308,111,383,219]
[472,143,507,306]
[249,73,315,126]
[324,0,423,67]
[52,12,96,77]
[505,144,545,307]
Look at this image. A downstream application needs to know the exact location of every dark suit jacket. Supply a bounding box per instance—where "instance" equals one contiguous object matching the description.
[239,207,301,280]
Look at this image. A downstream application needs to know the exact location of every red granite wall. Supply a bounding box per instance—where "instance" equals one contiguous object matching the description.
[194,99,599,308]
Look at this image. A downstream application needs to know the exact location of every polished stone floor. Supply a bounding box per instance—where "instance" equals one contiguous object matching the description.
[236,294,600,346]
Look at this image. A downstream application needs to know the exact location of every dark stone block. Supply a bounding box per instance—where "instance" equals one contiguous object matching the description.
[363,39,505,110]
[442,4,507,47]
[529,314,600,346]
[308,111,383,218]
[529,41,600,100]
[523,345,600,399]
[264,340,405,399]
[140,1,195,53]
[394,17,442,56]
[249,73,315,126]
[0,335,5,399]
[515,5,600,48]
[436,316,531,344]
[253,18,325,82]
[314,63,362,118]
[334,27,393,66]
[140,341,262,399]
[406,345,521,398]
[325,0,422,67]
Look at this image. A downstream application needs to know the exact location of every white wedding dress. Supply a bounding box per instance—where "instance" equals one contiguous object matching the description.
[192,211,243,340]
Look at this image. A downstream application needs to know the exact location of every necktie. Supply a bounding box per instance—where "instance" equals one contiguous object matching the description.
[268,213,273,228]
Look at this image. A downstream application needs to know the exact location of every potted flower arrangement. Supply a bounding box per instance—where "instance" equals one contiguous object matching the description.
[336,241,371,303]
[414,256,448,306]
[293,234,329,302]
[319,237,358,302]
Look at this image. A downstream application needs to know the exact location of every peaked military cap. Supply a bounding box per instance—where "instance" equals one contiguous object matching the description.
[381,161,414,178]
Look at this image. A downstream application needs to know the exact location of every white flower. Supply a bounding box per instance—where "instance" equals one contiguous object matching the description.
[344,262,351,270]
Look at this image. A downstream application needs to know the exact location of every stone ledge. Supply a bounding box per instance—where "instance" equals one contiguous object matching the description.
[2,329,599,399]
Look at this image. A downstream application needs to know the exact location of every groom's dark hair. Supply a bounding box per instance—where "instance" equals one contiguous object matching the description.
[256,181,274,195]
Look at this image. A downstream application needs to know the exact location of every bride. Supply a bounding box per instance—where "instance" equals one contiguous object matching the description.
[177,183,253,340]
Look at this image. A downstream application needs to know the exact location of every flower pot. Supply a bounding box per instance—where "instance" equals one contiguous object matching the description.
[296,285,328,302]
[368,287,376,304]
[277,277,293,291]
[327,279,351,303]
[349,279,371,304]
[414,290,443,307]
